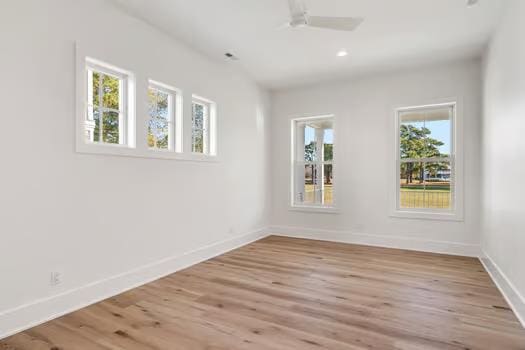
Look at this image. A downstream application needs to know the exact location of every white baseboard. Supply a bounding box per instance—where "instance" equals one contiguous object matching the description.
[0,228,270,340]
[479,253,525,328]
[0,226,495,340]
[269,225,481,257]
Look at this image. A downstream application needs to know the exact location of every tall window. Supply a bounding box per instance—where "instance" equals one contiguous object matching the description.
[86,61,129,145]
[192,96,216,156]
[292,116,335,208]
[147,82,178,151]
[397,103,455,213]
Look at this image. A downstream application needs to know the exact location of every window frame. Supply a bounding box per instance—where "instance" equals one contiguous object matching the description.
[392,101,464,221]
[86,59,133,147]
[191,95,217,157]
[290,115,338,213]
[147,80,182,153]
[86,63,128,146]
[77,55,136,154]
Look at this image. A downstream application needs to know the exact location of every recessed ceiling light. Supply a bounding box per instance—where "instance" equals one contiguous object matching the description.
[337,49,348,57]
[466,0,479,7]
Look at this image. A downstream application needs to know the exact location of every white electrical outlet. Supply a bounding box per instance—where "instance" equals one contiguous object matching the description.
[50,271,62,286]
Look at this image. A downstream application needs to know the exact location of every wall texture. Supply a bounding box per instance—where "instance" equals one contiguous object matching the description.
[3,0,522,338]
[270,59,483,254]
[0,0,270,336]
[481,0,525,323]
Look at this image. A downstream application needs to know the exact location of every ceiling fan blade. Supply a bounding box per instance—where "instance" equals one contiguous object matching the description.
[307,16,363,31]
[288,0,307,17]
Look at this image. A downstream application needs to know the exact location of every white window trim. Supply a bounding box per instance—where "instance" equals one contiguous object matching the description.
[84,59,135,147]
[191,95,217,158]
[390,100,464,221]
[76,51,136,155]
[87,65,128,146]
[147,80,183,153]
[290,114,338,214]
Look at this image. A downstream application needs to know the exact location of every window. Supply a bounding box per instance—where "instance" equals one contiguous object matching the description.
[77,50,218,161]
[85,59,131,146]
[291,116,335,209]
[395,103,459,218]
[147,81,181,152]
[192,96,216,156]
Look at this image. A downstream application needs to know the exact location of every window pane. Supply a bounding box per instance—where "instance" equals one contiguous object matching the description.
[102,74,120,110]
[92,71,100,107]
[148,87,171,150]
[148,88,157,115]
[156,92,169,119]
[424,161,451,209]
[400,161,425,208]
[193,103,204,129]
[102,111,120,144]
[303,125,318,161]
[148,118,169,150]
[424,118,451,158]
[93,109,100,143]
[294,163,333,206]
[400,106,451,159]
[400,161,451,209]
[300,120,334,162]
[149,89,169,119]
[192,128,204,153]
[300,163,318,205]
[323,164,334,205]
[192,102,206,153]
[324,128,334,161]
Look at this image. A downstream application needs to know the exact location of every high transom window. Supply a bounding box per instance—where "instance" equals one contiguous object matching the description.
[192,96,216,156]
[86,60,129,146]
[147,81,181,152]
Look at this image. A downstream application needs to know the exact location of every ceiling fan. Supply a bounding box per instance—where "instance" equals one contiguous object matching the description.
[286,0,363,31]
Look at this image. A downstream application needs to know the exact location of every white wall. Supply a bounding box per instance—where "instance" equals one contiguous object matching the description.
[270,59,482,254]
[0,0,270,336]
[482,0,525,322]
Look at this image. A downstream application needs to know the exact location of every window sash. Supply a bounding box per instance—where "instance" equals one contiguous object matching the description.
[295,160,333,166]
[397,160,455,211]
[399,156,451,163]
[293,162,334,207]
[86,68,127,145]
[192,100,210,154]
[148,84,175,151]
[88,105,121,114]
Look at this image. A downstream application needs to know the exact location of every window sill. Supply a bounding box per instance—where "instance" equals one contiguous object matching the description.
[76,143,220,162]
[390,209,463,222]
[289,206,340,214]
[184,153,219,162]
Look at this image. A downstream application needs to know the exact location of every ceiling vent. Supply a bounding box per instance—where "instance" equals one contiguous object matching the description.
[225,52,239,61]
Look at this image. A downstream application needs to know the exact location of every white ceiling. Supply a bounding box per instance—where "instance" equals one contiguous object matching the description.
[112,0,504,90]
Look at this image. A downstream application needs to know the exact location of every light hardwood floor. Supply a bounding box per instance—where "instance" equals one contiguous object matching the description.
[2,236,525,349]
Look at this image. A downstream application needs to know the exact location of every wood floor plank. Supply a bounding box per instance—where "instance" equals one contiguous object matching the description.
[2,236,524,350]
